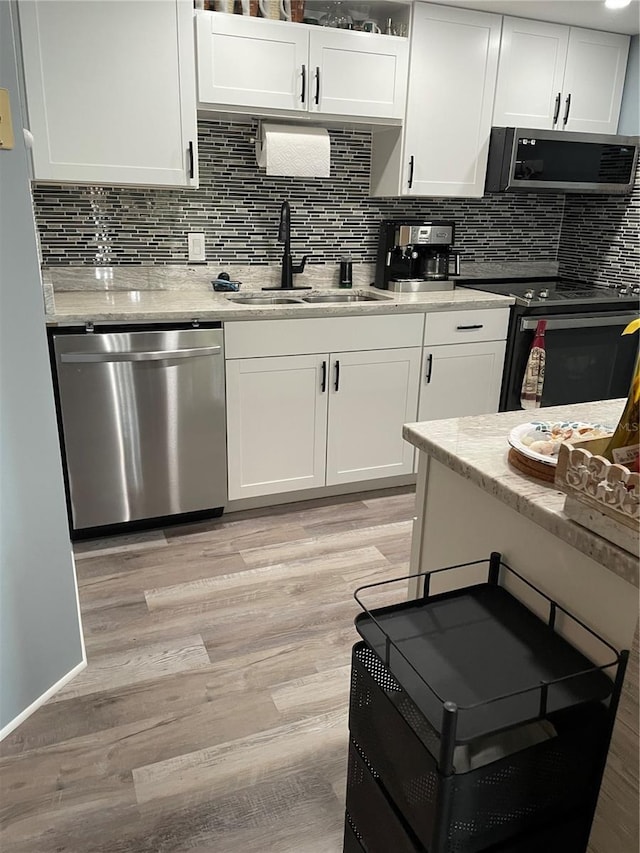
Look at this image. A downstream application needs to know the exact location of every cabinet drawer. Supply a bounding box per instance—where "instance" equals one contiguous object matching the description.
[425,308,509,345]
[225,314,425,359]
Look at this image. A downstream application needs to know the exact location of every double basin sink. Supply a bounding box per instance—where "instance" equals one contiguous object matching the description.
[226,292,391,306]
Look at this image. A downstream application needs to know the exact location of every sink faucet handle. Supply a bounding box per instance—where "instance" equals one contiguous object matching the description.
[292,255,312,274]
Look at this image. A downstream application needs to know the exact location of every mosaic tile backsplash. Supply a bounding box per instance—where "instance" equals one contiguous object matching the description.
[558,164,639,288]
[32,119,637,285]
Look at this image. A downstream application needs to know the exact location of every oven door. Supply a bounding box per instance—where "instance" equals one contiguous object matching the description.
[502,312,639,411]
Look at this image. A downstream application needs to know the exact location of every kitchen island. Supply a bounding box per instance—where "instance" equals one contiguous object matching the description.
[403,400,638,853]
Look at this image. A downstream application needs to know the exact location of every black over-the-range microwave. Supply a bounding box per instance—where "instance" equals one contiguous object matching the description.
[485,127,639,194]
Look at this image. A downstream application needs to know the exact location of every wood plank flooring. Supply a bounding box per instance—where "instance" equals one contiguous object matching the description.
[0,487,416,853]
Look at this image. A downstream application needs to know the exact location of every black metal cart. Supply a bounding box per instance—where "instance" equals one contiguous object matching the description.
[343,552,629,853]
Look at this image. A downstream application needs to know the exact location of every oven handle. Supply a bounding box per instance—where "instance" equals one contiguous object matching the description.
[520,314,638,332]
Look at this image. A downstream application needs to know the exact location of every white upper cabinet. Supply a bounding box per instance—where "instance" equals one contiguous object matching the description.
[18,0,198,187]
[403,4,502,198]
[493,18,569,130]
[371,3,502,198]
[493,17,629,134]
[307,28,408,119]
[196,11,408,121]
[196,13,309,112]
[562,27,630,133]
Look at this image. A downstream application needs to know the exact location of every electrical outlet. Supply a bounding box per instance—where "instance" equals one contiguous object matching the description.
[188,232,206,263]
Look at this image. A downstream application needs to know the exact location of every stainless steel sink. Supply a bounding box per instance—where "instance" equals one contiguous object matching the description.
[301,294,385,304]
[226,295,304,305]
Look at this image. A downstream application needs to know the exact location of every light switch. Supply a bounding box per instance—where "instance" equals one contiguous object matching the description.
[188,232,206,263]
[0,89,16,150]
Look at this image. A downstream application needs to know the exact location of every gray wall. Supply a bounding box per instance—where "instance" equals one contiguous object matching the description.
[0,2,84,736]
[618,35,639,135]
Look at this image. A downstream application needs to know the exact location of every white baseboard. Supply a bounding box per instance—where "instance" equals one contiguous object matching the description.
[0,656,87,742]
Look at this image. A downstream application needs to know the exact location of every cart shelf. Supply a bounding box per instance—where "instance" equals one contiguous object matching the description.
[354,553,620,745]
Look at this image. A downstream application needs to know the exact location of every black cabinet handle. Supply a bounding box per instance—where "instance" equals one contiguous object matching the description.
[334,359,340,392]
[408,154,414,189]
[425,353,433,384]
[321,359,327,392]
[552,92,561,125]
[301,64,306,104]
[188,141,194,179]
[563,93,571,127]
[456,324,484,330]
[314,67,320,105]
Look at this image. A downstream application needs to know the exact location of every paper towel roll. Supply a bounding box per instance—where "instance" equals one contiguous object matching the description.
[256,124,330,178]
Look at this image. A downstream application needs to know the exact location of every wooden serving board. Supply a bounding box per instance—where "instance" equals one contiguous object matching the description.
[508,447,556,483]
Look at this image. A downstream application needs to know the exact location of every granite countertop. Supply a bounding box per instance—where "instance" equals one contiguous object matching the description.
[403,400,638,588]
[45,285,513,325]
[40,262,561,325]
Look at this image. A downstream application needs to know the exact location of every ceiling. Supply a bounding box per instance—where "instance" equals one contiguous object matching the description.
[428,0,640,34]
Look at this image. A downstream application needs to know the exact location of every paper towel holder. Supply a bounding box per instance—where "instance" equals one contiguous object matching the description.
[252,120,331,171]
[252,120,266,166]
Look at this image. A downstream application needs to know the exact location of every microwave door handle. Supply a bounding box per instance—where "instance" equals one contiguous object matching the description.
[520,314,637,332]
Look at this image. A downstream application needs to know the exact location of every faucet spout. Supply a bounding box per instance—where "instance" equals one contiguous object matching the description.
[278,200,291,252]
[279,200,294,288]
[268,200,312,291]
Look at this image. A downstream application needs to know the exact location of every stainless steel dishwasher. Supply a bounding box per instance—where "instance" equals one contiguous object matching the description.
[52,325,227,532]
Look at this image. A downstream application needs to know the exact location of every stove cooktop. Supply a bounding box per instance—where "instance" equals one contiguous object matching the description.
[461,278,640,308]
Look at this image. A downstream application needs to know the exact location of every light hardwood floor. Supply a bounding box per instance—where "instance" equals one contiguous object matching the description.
[0,487,416,853]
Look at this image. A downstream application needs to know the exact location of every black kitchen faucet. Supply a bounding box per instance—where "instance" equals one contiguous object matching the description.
[263,201,311,290]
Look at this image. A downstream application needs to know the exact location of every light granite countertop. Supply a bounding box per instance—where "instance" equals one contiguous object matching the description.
[39,261,563,324]
[45,285,513,325]
[403,400,638,588]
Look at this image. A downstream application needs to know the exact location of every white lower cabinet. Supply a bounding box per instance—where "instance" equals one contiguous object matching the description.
[226,355,328,500]
[226,346,421,500]
[224,315,425,501]
[417,340,506,422]
[326,348,421,486]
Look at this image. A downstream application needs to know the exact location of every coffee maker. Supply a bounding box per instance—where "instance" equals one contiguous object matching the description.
[374,220,461,291]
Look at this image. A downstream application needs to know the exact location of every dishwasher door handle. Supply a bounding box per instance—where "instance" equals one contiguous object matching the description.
[61,345,222,363]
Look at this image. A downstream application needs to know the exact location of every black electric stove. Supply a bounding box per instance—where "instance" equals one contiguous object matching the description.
[458,277,639,411]
[460,277,640,309]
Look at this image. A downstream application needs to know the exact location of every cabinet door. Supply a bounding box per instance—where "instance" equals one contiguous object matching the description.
[308,29,408,119]
[326,348,420,486]
[417,341,506,422]
[562,28,630,134]
[19,0,198,187]
[403,4,502,197]
[226,355,328,500]
[196,12,308,111]
[493,18,569,131]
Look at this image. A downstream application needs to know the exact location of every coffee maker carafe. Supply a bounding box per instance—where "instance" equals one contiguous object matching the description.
[374,221,461,291]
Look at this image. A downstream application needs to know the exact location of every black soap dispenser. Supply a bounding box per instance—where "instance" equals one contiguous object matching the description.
[339,255,353,289]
